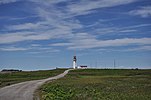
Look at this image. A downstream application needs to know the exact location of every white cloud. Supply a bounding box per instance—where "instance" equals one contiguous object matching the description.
[29,0,67,5]
[125,46,151,51]
[0,32,31,44]
[0,0,66,5]
[0,0,18,4]
[6,22,45,30]
[1,14,79,44]
[119,29,137,33]
[138,46,151,51]
[51,32,151,50]
[0,47,29,51]
[67,0,138,16]
[36,7,83,29]
[1,3,83,44]
[36,47,60,53]
[125,23,151,29]
[0,0,149,53]
[31,44,41,47]
[94,45,151,52]
[95,23,151,35]
[129,6,151,18]
[27,47,60,54]
[0,45,60,53]
[104,45,151,52]
[1,0,141,45]
[73,37,151,49]
[0,31,55,44]
[51,43,74,46]
[31,0,139,20]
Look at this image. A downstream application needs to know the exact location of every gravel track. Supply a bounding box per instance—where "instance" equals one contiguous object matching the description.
[0,69,71,100]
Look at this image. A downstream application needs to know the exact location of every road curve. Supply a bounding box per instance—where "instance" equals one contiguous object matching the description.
[0,69,71,100]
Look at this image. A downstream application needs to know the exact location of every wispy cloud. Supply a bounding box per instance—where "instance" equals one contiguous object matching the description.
[67,0,138,16]
[6,22,45,30]
[129,6,151,18]
[125,46,151,51]
[0,0,150,69]
[0,32,52,44]
[0,0,66,5]
[0,44,60,53]
[51,43,74,46]
[27,46,60,54]
[30,0,67,5]
[0,47,29,51]
[51,32,151,50]
[0,0,142,45]
[119,29,137,33]
[95,23,151,35]
[27,49,60,54]
[31,44,41,47]
[0,23,74,44]
[0,1,83,44]
[0,0,18,4]
[0,0,150,52]
[69,37,151,50]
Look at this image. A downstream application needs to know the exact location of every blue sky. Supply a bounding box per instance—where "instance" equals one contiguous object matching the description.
[0,0,151,70]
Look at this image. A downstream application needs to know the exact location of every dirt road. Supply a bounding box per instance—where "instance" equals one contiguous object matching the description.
[0,69,71,100]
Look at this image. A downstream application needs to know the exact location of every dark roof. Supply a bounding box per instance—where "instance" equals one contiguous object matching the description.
[80,66,87,67]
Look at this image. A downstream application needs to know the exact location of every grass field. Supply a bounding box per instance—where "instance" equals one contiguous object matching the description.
[0,68,66,88]
[39,69,151,100]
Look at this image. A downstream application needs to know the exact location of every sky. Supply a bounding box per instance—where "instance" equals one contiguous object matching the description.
[0,0,151,70]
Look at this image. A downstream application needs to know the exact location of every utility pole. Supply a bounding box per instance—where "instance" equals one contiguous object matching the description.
[114,59,116,69]
[95,61,97,69]
[90,63,92,69]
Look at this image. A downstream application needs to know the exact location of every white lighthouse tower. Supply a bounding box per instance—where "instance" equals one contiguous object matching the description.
[73,56,77,69]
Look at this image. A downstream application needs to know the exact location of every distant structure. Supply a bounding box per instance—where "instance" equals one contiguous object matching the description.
[78,65,87,69]
[1,69,22,74]
[1,69,22,72]
[73,56,77,69]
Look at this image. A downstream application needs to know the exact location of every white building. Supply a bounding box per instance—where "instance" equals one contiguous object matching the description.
[77,65,87,69]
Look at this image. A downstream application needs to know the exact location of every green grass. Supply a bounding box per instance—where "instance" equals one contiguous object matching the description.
[0,68,66,88]
[39,69,151,100]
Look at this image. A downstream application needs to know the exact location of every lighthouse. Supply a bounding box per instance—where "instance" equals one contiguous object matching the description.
[73,56,77,69]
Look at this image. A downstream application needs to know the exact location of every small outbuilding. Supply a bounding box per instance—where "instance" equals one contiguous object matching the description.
[78,65,87,69]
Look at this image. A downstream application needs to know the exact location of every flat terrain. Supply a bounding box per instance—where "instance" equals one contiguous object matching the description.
[0,69,66,88]
[39,69,151,100]
[0,69,70,100]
